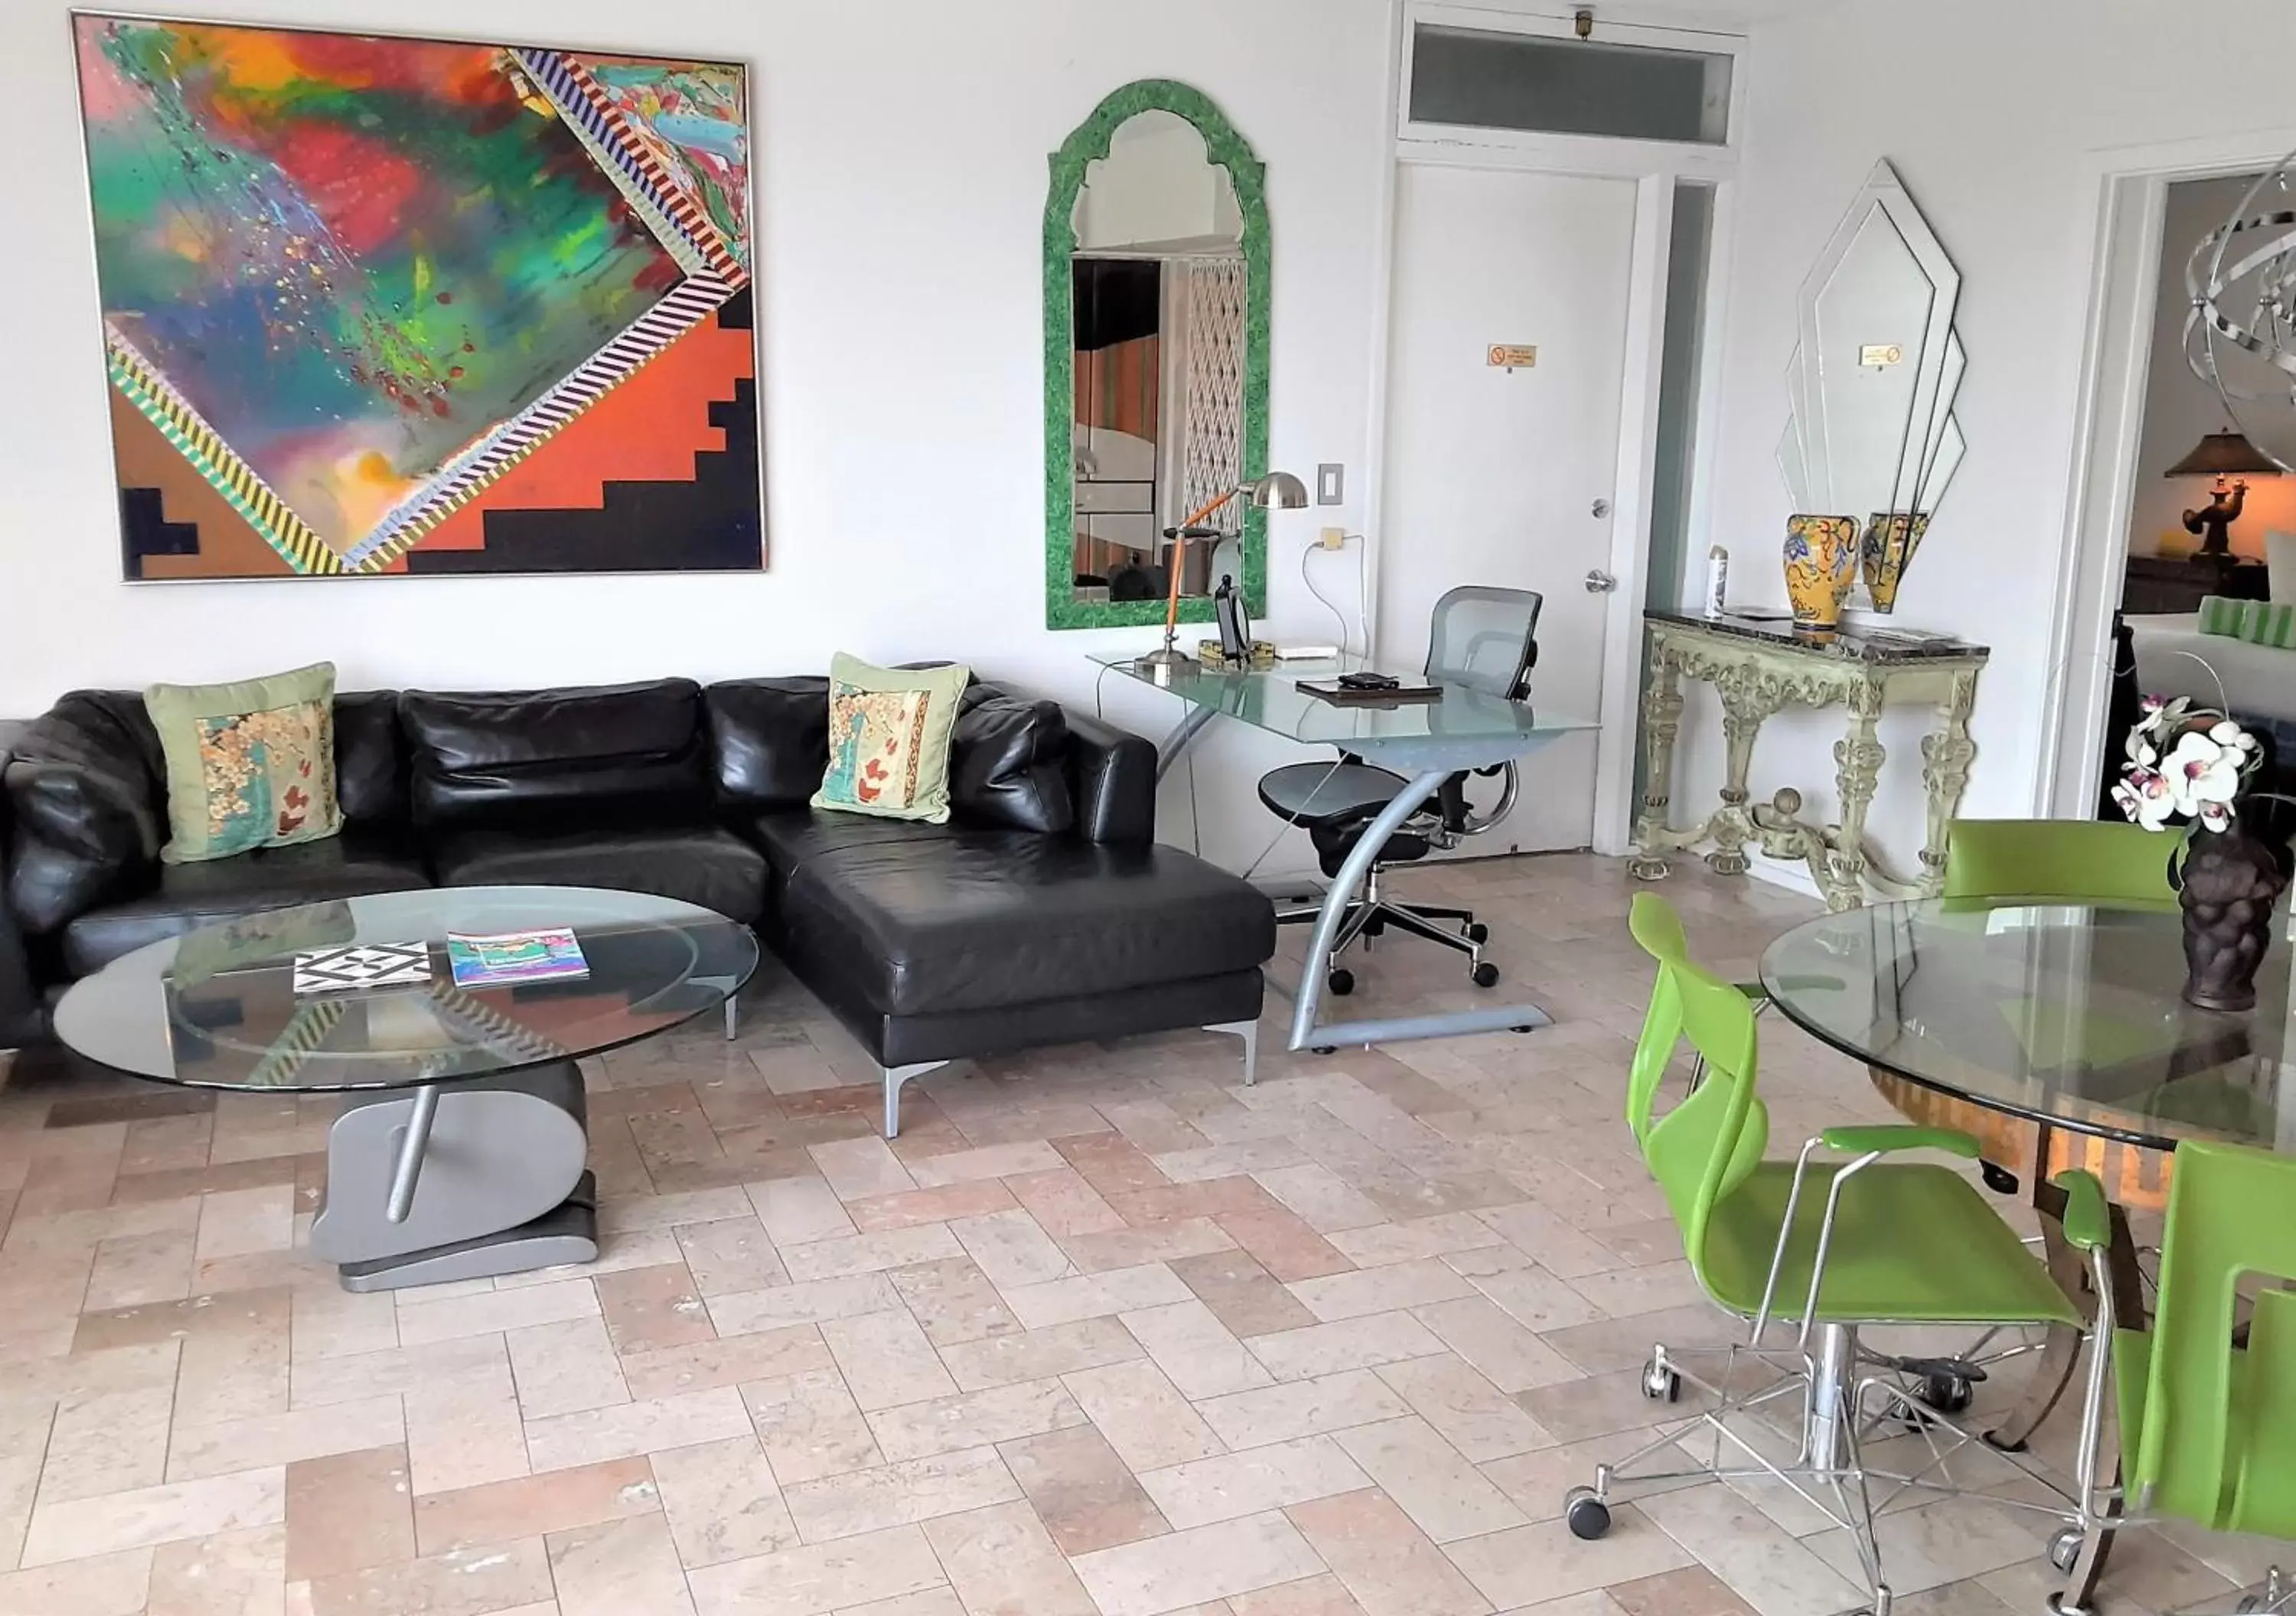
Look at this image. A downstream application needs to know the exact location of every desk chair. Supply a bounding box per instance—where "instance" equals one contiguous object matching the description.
[1256,586,1539,995]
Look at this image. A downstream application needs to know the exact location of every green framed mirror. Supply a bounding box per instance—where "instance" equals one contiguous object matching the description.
[1045,80,1270,630]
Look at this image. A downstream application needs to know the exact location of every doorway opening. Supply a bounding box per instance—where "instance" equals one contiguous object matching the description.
[2045,145,2296,826]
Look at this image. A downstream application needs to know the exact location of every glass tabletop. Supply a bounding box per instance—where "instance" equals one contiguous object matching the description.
[1759,898,2296,1153]
[1091,652,1593,755]
[53,885,759,1093]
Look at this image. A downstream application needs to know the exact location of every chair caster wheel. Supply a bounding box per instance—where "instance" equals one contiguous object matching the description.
[1328,969,1355,997]
[1512,1025,1536,1034]
[1313,1047,1337,1055]
[1918,1372,1974,1415]
[1471,963,1499,989]
[1466,923,1489,943]
[1563,1487,1611,1540]
[1641,1358,1681,1403]
[2047,1527,2085,1574]
[1981,1162,2020,1197]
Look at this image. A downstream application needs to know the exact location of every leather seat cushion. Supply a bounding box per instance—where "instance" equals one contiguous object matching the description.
[429,825,768,923]
[62,829,432,975]
[779,835,1275,1017]
[749,808,958,892]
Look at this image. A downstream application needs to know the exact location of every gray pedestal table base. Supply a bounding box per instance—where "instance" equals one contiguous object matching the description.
[309,1061,595,1292]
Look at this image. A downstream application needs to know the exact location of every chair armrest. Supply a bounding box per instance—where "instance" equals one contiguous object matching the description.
[1819,1124,1981,1160]
[2052,1171,2113,1254]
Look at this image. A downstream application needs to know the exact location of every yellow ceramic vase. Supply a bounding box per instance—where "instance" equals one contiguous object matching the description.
[1783,514,1859,627]
[1860,512,1929,614]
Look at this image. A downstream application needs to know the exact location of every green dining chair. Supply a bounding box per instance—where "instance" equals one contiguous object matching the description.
[1941,818,2176,907]
[1574,893,2115,1616]
[2090,1139,2296,1614]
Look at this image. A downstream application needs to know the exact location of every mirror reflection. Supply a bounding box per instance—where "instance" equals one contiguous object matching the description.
[1070,109,1247,607]
[1777,159,1965,612]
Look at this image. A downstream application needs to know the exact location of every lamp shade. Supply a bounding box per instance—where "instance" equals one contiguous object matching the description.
[2165,430,2281,479]
[1244,471,1310,509]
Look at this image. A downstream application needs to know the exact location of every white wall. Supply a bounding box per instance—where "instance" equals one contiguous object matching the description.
[1680,0,2296,891]
[2125,171,2296,562]
[0,0,1394,878]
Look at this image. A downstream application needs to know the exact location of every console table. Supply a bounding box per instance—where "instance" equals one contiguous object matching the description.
[1629,611,1990,911]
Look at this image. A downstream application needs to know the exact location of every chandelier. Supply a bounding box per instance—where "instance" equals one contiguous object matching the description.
[2187,156,2296,472]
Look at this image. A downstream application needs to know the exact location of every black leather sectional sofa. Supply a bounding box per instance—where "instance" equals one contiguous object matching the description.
[0,676,1275,1133]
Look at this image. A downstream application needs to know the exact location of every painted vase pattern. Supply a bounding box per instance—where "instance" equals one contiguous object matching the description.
[1782,515,1859,627]
[1861,512,1930,614]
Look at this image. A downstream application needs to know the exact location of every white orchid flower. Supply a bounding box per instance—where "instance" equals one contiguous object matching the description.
[2164,729,2242,813]
[2115,766,2179,831]
[2209,718,2262,756]
[2200,799,2236,834]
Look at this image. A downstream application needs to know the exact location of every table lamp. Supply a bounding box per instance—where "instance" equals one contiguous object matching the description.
[2166,428,2281,556]
[1137,471,1308,676]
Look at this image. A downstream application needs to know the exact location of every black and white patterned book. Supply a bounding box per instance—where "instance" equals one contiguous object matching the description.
[291,943,433,995]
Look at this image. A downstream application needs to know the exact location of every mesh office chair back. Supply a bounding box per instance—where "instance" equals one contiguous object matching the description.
[1424,587,1543,699]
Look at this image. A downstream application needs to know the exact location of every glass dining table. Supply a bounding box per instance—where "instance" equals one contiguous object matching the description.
[1758,894,2288,1603]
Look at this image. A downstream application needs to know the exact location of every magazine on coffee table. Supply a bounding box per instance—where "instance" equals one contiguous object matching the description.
[445,927,589,988]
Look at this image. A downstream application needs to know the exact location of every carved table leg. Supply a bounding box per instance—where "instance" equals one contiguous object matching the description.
[1822,679,1887,911]
[1707,680,1773,878]
[1629,638,1684,880]
[1918,666,1981,898]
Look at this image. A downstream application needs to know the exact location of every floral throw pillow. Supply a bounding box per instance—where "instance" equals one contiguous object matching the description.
[810,654,971,823]
[145,663,342,864]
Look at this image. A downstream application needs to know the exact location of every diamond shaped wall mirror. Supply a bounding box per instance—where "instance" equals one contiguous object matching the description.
[1777,159,1965,612]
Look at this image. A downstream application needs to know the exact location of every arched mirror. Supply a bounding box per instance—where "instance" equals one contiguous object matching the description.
[1045,82,1270,630]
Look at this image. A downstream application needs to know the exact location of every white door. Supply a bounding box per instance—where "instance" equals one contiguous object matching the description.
[1378,163,1638,852]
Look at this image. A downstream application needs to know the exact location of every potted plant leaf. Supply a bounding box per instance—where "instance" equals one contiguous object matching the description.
[2112,695,2291,1011]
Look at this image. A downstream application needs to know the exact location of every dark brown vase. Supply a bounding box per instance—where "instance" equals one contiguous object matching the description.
[2177,826,2291,1012]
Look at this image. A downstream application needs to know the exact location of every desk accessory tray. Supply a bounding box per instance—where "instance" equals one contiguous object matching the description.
[1296,679,1443,705]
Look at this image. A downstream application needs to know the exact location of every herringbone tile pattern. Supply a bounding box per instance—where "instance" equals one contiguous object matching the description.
[0,856,2261,1614]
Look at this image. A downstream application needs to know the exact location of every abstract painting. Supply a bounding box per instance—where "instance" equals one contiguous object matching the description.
[73,15,762,580]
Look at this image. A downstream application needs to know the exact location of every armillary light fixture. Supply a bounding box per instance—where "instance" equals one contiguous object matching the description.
[2186,155,2296,472]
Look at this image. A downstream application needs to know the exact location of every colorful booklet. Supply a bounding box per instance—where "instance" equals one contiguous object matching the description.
[445,927,589,988]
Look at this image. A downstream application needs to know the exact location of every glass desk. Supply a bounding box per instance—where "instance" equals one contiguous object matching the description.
[1094,653,1596,1054]
[54,886,757,1291]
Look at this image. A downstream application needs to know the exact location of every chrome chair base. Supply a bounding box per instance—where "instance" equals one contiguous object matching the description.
[1581,1323,2105,1616]
[1276,868,1491,985]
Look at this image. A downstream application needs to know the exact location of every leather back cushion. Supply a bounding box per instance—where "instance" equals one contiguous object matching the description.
[400,679,710,832]
[706,678,830,810]
[2,691,167,932]
[949,688,1075,834]
[334,691,405,826]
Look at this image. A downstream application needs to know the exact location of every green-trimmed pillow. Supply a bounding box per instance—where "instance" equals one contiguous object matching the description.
[145,662,342,864]
[811,655,970,822]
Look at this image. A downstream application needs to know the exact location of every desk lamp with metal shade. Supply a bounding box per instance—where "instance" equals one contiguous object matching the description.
[1137,471,1309,677]
[2166,428,2281,556]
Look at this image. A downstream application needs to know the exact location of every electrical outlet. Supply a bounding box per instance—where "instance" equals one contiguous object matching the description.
[1318,527,1347,552]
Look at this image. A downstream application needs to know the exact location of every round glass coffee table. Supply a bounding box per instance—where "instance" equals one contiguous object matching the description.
[54,885,758,1292]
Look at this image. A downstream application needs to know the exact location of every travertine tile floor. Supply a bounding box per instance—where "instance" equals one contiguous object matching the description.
[0,854,2275,1615]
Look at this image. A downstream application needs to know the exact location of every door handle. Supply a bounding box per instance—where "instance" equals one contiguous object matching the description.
[1584,569,1618,594]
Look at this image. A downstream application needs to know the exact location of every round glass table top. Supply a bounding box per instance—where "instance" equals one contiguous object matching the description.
[53,886,759,1093]
[1759,898,2294,1153]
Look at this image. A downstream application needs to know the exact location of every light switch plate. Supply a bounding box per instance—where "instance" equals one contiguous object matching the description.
[1316,464,1343,505]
